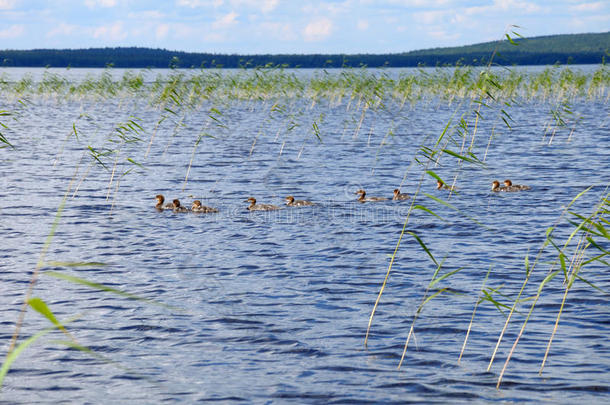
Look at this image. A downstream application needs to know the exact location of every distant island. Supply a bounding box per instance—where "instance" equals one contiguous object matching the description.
[1,31,608,69]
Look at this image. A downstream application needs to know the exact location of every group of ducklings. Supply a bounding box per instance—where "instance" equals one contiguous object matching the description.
[155,194,318,213]
[491,179,531,192]
[155,179,529,213]
[155,195,219,213]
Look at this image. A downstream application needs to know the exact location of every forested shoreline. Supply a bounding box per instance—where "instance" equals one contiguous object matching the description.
[1,31,608,68]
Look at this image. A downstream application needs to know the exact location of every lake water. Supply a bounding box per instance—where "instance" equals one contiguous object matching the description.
[0,67,609,403]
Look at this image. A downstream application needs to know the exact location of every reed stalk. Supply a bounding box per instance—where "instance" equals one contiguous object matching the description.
[458,266,492,364]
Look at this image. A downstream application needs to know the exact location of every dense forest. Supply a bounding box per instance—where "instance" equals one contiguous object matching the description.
[1,31,608,68]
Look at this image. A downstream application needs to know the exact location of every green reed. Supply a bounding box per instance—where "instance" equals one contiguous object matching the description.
[363,27,609,385]
[495,189,609,388]
[0,64,607,106]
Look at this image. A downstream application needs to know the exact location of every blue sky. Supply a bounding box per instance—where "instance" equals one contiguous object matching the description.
[0,1,608,53]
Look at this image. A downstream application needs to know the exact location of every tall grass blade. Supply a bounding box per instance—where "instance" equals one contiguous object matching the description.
[1,327,54,388]
[407,231,438,267]
[27,298,69,335]
[44,271,181,311]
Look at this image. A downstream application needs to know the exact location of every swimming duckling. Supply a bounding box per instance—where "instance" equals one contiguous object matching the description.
[155,194,175,210]
[355,189,388,202]
[503,179,531,191]
[285,195,315,206]
[491,180,508,192]
[245,197,281,211]
[172,199,189,212]
[393,188,410,200]
[437,180,457,191]
[191,200,219,213]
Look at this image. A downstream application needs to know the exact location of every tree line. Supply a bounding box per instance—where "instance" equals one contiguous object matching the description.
[1,32,607,69]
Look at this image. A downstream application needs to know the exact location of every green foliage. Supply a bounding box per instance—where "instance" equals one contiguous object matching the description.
[0,109,14,148]
[0,32,607,68]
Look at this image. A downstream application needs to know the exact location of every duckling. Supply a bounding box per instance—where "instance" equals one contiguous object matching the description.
[172,199,189,213]
[155,194,175,210]
[285,195,315,206]
[437,180,457,191]
[191,200,219,213]
[392,188,410,200]
[503,179,531,191]
[245,197,281,211]
[491,180,508,192]
[355,189,388,202]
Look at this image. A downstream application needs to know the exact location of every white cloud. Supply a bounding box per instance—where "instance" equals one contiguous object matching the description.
[567,14,610,29]
[260,22,297,41]
[303,18,333,42]
[177,0,223,7]
[47,23,78,38]
[0,0,17,10]
[384,16,399,25]
[203,32,226,42]
[259,0,278,13]
[493,0,541,13]
[84,0,117,8]
[427,29,459,41]
[0,24,23,38]
[156,24,170,39]
[372,0,451,6]
[569,2,605,12]
[178,0,278,13]
[302,1,352,15]
[413,10,447,25]
[230,0,278,13]
[172,23,199,38]
[128,10,165,19]
[464,0,543,16]
[93,21,128,41]
[212,12,238,29]
[357,19,369,31]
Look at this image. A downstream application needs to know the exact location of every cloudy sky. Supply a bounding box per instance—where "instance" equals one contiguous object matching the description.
[0,0,608,54]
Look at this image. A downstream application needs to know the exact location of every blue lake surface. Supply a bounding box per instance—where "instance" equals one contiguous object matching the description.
[0,67,609,403]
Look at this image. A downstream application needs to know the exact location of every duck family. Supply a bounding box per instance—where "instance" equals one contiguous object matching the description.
[156,179,529,213]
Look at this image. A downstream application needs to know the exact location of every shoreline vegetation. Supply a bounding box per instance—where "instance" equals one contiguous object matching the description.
[0,31,608,69]
[0,64,608,103]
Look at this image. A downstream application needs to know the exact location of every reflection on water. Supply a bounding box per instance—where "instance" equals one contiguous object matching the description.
[0,68,609,403]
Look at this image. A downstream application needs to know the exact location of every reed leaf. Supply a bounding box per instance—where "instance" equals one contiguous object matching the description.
[412,205,445,221]
[1,327,54,388]
[441,149,484,165]
[573,274,606,294]
[406,231,438,267]
[429,267,464,289]
[44,271,181,311]
[481,289,512,312]
[27,298,68,334]
[421,288,449,307]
